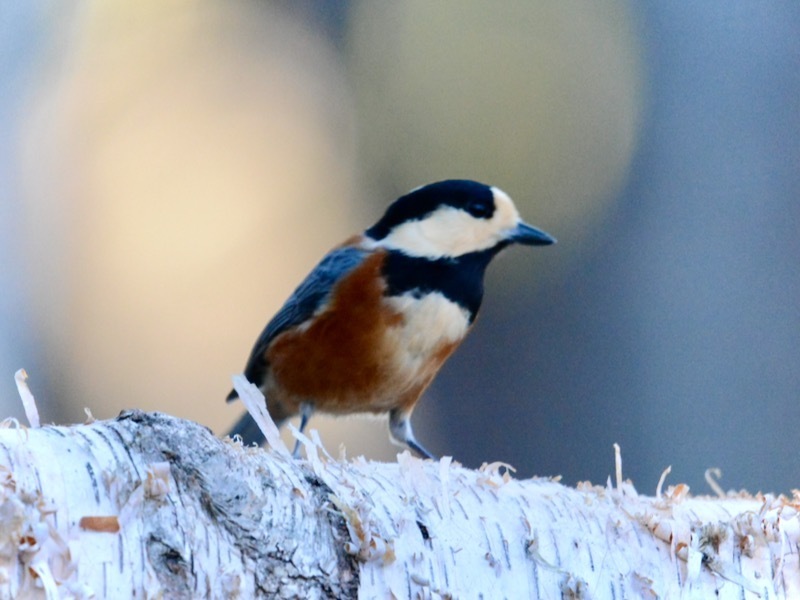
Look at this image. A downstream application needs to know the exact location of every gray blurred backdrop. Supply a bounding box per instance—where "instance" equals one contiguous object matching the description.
[1,2,798,494]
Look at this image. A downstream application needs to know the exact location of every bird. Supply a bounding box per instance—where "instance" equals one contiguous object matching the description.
[226,179,555,459]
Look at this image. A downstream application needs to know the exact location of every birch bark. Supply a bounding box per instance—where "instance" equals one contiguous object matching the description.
[0,408,796,598]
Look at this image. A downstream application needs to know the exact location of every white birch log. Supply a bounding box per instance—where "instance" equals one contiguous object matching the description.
[0,409,797,599]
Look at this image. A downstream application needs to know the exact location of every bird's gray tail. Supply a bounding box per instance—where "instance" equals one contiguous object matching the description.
[227,412,267,446]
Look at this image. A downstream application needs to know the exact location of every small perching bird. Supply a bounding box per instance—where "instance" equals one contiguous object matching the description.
[226,180,555,458]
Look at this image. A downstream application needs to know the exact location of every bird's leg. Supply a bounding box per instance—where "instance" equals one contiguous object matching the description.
[389,409,437,460]
[292,402,314,458]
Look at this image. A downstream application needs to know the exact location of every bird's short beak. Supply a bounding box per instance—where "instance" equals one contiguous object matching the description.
[506,221,556,246]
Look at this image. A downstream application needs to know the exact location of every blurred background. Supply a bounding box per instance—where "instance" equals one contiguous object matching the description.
[1,1,798,494]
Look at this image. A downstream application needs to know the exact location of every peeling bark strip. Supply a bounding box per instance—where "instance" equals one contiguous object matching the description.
[0,412,797,598]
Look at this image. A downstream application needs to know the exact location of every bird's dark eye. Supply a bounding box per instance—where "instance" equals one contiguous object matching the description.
[466,200,494,219]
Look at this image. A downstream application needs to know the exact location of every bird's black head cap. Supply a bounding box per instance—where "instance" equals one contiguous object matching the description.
[366,180,496,241]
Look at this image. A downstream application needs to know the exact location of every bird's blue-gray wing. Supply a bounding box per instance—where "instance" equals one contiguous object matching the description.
[227,244,369,402]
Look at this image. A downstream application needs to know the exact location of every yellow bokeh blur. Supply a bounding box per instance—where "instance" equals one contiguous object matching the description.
[19,2,360,426]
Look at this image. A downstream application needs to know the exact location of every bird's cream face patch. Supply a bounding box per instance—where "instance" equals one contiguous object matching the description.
[370,187,523,259]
